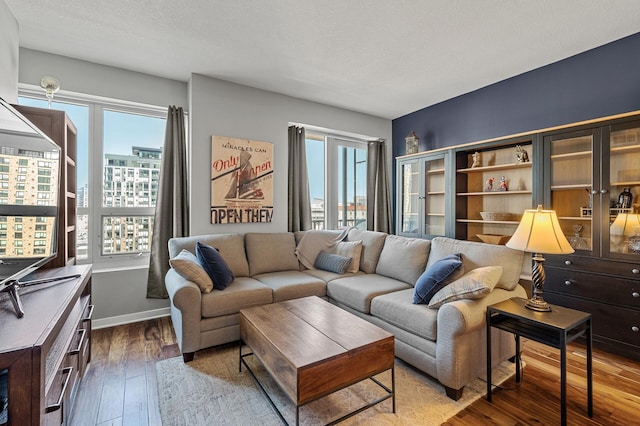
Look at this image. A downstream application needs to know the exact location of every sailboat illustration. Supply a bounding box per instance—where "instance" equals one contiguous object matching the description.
[225,151,264,202]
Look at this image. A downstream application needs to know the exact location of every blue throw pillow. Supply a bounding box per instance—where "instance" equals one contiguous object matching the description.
[413,253,464,304]
[314,250,352,274]
[195,242,234,290]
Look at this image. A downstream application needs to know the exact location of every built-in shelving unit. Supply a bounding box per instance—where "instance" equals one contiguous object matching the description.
[455,140,534,242]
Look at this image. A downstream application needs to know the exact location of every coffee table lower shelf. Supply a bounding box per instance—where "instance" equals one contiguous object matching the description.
[239,344,395,425]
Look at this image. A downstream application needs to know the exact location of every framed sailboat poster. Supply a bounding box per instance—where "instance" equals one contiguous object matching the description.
[210,135,274,224]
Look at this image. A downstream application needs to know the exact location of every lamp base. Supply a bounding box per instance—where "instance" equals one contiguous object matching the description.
[525,297,552,312]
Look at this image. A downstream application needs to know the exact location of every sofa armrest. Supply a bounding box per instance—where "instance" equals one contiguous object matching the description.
[435,285,527,390]
[437,286,526,337]
[165,268,203,354]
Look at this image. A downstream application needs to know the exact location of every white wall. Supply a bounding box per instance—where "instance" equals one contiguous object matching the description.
[189,74,392,235]
[0,0,19,102]
[19,48,188,108]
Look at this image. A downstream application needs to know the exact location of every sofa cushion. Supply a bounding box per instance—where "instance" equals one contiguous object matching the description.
[327,274,412,314]
[414,253,464,304]
[168,234,250,277]
[376,235,431,285]
[346,229,387,274]
[334,240,362,273]
[196,242,234,290]
[169,249,214,294]
[252,271,326,302]
[245,232,299,275]
[201,277,273,317]
[370,289,438,342]
[427,237,524,290]
[428,266,503,309]
[302,268,363,282]
[314,251,352,274]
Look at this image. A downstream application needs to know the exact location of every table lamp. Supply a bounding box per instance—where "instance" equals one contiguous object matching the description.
[506,205,575,312]
[610,213,640,253]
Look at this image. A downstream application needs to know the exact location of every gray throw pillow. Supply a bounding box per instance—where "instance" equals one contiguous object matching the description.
[314,250,353,274]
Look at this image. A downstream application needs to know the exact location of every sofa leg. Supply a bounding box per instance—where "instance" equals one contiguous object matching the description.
[444,386,464,400]
[182,352,195,363]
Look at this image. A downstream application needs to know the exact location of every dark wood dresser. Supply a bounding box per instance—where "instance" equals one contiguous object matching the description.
[544,255,640,361]
[0,265,92,425]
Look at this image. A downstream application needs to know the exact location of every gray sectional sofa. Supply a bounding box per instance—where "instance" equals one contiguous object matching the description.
[164,229,526,400]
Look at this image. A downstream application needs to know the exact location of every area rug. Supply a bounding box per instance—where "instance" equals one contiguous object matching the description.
[156,344,515,425]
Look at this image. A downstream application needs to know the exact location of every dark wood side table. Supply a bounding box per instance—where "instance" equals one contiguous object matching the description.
[486,297,592,426]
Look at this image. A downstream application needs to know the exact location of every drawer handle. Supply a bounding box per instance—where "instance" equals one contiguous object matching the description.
[633,292,640,298]
[82,304,95,322]
[69,329,87,356]
[564,260,572,266]
[45,367,73,413]
[632,269,640,275]
[564,280,572,286]
[633,326,639,333]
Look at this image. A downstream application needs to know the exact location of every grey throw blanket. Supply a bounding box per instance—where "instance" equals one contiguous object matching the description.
[295,228,351,269]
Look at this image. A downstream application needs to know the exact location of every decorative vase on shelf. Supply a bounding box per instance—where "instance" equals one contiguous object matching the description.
[627,228,640,254]
[618,187,632,209]
[569,225,589,250]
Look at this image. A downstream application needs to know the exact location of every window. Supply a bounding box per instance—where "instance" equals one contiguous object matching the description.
[100,109,164,256]
[305,132,368,230]
[19,93,168,267]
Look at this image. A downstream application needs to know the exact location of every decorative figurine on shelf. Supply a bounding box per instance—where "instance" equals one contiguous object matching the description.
[499,176,508,191]
[471,151,480,168]
[485,177,494,191]
[515,145,530,163]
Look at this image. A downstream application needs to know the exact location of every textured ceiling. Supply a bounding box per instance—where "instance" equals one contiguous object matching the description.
[6,1,640,119]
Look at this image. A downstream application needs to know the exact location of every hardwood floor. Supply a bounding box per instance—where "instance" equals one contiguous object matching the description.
[70,318,640,425]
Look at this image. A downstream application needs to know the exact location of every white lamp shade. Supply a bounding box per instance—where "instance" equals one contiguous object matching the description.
[610,213,640,236]
[506,205,575,254]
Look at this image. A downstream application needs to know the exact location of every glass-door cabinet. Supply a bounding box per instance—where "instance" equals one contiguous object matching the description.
[544,119,640,259]
[396,151,450,238]
[543,128,597,254]
[606,120,640,258]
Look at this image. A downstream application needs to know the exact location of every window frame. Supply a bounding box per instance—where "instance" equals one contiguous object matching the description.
[305,130,369,230]
[18,88,170,269]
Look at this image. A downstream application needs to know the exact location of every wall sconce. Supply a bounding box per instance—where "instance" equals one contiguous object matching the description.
[40,76,60,109]
[405,131,419,155]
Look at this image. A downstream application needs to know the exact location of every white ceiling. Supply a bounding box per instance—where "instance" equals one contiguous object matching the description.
[6,1,640,119]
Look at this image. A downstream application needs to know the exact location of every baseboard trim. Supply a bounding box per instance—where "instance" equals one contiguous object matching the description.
[92,307,171,330]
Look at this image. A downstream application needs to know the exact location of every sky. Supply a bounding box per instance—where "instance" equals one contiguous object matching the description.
[18,97,165,190]
[305,137,367,202]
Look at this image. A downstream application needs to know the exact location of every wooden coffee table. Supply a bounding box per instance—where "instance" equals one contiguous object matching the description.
[239,296,395,425]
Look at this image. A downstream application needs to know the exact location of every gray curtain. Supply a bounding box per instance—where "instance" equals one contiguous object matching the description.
[366,140,392,233]
[287,125,312,232]
[147,106,189,298]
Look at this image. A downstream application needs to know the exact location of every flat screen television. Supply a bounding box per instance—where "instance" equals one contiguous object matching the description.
[0,97,62,318]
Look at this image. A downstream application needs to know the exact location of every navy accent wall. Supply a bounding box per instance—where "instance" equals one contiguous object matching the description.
[392,31,640,157]
[391,31,640,231]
